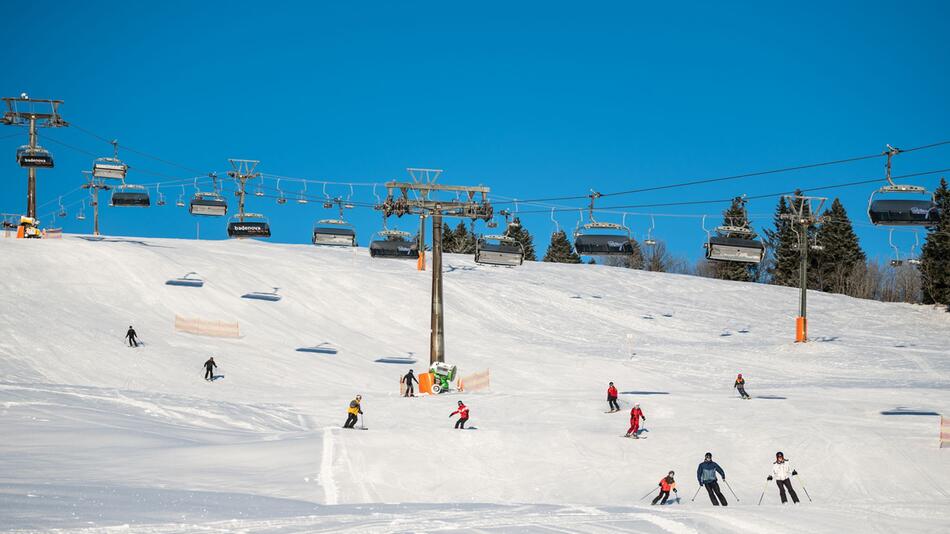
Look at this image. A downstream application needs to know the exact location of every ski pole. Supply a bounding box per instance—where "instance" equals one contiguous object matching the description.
[639,486,658,501]
[723,479,740,502]
[691,485,702,502]
[757,478,770,505]
[795,472,812,502]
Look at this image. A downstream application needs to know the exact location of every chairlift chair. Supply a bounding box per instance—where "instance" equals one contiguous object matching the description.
[227,213,271,238]
[92,158,127,179]
[16,145,54,168]
[702,214,764,264]
[644,215,657,246]
[276,178,287,204]
[572,193,635,256]
[475,235,525,266]
[76,200,86,221]
[165,272,205,287]
[57,197,67,218]
[369,229,419,259]
[111,184,151,207]
[868,146,940,226]
[312,219,357,246]
[190,192,228,216]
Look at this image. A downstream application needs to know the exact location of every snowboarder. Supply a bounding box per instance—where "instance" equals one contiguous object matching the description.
[652,471,678,505]
[125,325,139,347]
[767,451,800,504]
[450,400,470,429]
[402,369,419,397]
[343,395,363,429]
[734,373,751,399]
[625,403,646,437]
[203,357,217,381]
[697,452,728,506]
[607,382,620,412]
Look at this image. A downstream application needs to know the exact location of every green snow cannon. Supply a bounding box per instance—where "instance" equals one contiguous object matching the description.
[429,362,457,394]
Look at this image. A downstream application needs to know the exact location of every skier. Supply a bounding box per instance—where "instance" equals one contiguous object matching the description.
[125,325,139,347]
[203,357,217,381]
[343,395,363,429]
[734,373,751,399]
[402,369,419,397]
[652,471,678,505]
[625,403,646,437]
[607,382,620,412]
[450,400,470,429]
[697,452,728,506]
[767,451,800,504]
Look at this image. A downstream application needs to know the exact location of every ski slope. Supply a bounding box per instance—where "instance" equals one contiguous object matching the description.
[1,235,948,533]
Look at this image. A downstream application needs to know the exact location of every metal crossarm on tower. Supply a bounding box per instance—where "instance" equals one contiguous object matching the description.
[1,94,68,219]
[378,168,493,365]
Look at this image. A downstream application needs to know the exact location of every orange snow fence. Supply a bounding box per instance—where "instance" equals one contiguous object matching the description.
[458,369,490,393]
[174,315,241,338]
[418,372,434,394]
[941,416,950,448]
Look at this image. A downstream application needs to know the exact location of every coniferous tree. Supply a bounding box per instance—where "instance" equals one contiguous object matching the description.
[440,223,456,252]
[765,194,803,286]
[815,198,866,295]
[920,178,950,309]
[450,222,476,254]
[713,197,758,282]
[543,230,581,263]
[504,218,536,261]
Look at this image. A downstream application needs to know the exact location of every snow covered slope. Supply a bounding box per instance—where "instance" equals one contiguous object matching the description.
[1,235,948,533]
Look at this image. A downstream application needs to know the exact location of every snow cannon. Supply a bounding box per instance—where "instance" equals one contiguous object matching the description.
[429,362,457,394]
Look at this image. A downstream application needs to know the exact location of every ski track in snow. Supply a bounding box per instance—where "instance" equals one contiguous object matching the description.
[0,235,948,533]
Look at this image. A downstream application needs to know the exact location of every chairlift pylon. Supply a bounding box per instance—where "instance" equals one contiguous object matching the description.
[573,192,634,256]
[868,145,940,226]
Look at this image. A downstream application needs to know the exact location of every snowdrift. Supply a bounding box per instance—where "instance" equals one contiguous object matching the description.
[1,235,948,533]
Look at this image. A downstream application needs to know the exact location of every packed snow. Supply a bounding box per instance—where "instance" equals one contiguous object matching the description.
[1,235,948,533]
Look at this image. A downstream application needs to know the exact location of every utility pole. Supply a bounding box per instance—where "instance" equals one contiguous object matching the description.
[81,170,110,236]
[781,195,827,343]
[226,159,260,222]
[1,94,68,219]
[380,168,492,364]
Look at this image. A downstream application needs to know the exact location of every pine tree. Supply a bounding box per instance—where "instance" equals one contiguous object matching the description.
[439,223,456,252]
[449,222,476,254]
[543,230,581,263]
[504,218,536,261]
[920,178,950,309]
[815,198,866,295]
[713,197,758,282]
[765,195,802,286]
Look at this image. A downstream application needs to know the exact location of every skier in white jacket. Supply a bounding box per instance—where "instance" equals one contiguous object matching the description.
[766,451,800,503]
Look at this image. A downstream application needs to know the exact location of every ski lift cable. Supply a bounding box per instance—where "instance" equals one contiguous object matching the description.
[69,123,206,174]
[492,140,950,205]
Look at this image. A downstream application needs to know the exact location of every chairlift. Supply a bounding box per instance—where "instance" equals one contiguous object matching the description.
[868,145,940,226]
[227,213,271,238]
[76,200,86,221]
[16,145,54,168]
[165,272,204,287]
[156,186,167,206]
[369,229,419,259]
[702,211,764,264]
[92,140,127,179]
[190,192,228,217]
[242,287,282,302]
[908,232,922,266]
[573,193,634,256]
[255,176,265,197]
[475,234,525,266]
[313,219,357,246]
[297,181,309,204]
[644,216,657,246]
[110,184,151,207]
[176,185,186,208]
[57,197,67,218]
[276,178,287,205]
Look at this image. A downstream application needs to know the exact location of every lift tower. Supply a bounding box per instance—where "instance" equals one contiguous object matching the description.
[1,94,68,218]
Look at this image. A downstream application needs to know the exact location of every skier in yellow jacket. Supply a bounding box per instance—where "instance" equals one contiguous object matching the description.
[343,395,363,429]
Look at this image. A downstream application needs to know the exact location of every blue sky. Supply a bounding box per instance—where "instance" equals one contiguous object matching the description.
[2,1,948,264]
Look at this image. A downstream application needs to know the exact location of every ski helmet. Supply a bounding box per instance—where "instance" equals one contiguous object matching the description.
[776,451,784,458]
[356,394,362,400]
[668,470,675,476]
[705,452,712,460]
[634,402,640,407]
[458,400,463,405]
[609,381,614,386]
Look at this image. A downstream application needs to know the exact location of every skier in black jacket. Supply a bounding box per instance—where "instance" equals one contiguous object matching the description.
[125,326,139,347]
[204,357,217,381]
[697,452,728,506]
[402,369,418,397]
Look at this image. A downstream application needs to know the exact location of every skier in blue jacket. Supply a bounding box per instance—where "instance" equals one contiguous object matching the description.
[696,452,728,506]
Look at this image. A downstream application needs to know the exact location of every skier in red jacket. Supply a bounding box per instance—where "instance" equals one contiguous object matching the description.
[607,382,620,412]
[450,400,470,429]
[626,403,646,438]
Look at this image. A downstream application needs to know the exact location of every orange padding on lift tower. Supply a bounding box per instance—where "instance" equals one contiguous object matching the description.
[417,251,426,271]
[418,372,434,394]
[795,316,807,343]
